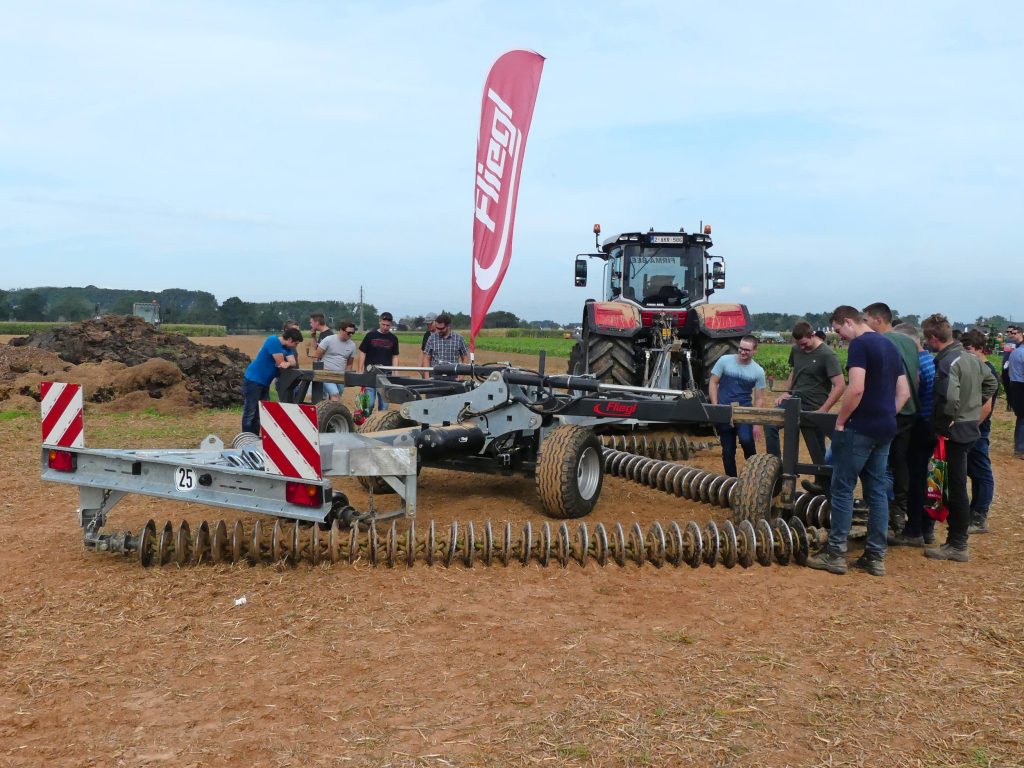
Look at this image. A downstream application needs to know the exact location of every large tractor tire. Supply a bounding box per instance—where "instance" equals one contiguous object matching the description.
[536,425,604,519]
[356,409,417,495]
[316,401,355,434]
[568,335,642,387]
[731,453,782,522]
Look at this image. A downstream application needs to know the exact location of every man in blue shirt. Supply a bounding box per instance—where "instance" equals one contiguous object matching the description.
[709,335,767,477]
[1008,331,1024,457]
[241,327,303,435]
[807,306,910,577]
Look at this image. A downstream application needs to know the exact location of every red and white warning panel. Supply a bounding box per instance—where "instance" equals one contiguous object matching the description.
[258,401,321,481]
[40,382,84,448]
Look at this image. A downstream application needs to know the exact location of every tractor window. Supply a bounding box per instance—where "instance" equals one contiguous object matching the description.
[621,245,703,306]
[606,247,624,298]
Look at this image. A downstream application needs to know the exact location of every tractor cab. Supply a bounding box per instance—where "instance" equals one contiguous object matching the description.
[570,223,747,394]
[575,225,726,313]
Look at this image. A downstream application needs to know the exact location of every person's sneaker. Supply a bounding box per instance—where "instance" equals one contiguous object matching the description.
[888,533,925,547]
[805,549,847,575]
[924,544,969,562]
[852,553,885,577]
[801,480,825,496]
[968,519,989,535]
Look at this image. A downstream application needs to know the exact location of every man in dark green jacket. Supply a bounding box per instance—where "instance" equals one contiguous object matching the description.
[863,303,919,534]
[921,314,999,562]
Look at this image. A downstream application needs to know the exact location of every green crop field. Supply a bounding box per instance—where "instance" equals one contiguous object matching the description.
[392,332,575,358]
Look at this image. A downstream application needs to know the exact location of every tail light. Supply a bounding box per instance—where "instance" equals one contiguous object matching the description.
[285,481,324,508]
[48,449,77,472]
[640,311,687,328]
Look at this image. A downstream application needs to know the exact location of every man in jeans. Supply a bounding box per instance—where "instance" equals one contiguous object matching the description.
[765,320,845,495]
[922,315,998,562]
[961,330,998,534]
[806,306,909,577]
[709,335,767,477]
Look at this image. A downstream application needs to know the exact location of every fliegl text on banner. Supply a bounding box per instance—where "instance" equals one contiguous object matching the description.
[470,49,545,350]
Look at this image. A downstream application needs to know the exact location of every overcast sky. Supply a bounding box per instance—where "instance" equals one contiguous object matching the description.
[1,1,1021,324]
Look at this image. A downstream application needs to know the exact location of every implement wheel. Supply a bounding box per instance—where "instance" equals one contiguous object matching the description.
[731,453,782,522]
[357,409,417,495]
[536,425,604,519]
[316,401,355,434]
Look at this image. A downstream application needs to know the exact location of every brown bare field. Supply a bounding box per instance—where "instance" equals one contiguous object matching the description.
[1,336,1023,767]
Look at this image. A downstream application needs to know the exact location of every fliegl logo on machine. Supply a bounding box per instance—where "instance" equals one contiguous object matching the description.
[593,401,638,418]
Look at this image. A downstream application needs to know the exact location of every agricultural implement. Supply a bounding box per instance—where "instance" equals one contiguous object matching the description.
[39,360,843,569]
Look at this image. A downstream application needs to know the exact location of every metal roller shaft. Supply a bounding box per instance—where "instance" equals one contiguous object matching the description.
[602,448,738,508]
[127,516,828,569]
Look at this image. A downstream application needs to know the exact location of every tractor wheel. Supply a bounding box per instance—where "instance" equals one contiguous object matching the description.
[536,425,604,519]
[581,334,642,387]
[567,342,585,376]
[700,338,741,393]
[731,453,782,522]
[357,409,417,494]
[316,401,355,434]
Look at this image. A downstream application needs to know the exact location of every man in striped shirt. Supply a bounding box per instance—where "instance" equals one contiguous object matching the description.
[420,313,468,378]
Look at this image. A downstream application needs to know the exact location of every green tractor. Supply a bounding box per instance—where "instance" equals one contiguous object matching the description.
[569,224,751,396]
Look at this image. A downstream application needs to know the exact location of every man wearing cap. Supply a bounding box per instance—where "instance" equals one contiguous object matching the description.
[357,312,400,414]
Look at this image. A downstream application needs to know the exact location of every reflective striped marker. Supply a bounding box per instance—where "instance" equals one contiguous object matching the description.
[40,382,84,448]
[259,402,321,480]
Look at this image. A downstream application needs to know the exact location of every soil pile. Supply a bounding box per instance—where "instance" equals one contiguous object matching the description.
[3,315,251,410]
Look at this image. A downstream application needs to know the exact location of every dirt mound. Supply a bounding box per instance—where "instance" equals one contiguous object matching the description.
[4,315,250,410]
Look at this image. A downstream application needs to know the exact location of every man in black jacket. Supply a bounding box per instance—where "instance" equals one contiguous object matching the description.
[921,314,999,562]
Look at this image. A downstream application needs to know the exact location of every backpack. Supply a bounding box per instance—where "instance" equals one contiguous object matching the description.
[925,436,949,522]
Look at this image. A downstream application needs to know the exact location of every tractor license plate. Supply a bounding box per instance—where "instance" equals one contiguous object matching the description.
[174,467,198,492]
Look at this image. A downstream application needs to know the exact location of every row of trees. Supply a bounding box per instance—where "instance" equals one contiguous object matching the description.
[0,287,376,330]
[0,288,1011,332]
[0,287,561,332]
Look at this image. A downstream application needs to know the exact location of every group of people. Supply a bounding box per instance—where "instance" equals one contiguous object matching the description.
[240,311,471,434]
[710,303,1002,577]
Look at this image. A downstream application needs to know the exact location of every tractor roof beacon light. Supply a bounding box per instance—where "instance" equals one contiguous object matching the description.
[704,224,712,235]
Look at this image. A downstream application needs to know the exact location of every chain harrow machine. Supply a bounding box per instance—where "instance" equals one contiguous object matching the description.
[39,361,844,572]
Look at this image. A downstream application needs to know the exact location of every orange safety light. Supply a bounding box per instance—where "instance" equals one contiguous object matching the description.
[704,224,712,235]
[593,223,601,234]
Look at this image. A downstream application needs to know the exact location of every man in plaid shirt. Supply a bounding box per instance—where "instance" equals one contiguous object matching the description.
[420,313,468,378]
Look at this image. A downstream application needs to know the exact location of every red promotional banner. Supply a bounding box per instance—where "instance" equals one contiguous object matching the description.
[470,49,545,349]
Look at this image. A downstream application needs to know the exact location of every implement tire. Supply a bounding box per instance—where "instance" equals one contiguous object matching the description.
[584,335,642,387]
[316,401,355,434]
[357,409,417,495]
[536,425,604,519]
[731,453,782,522]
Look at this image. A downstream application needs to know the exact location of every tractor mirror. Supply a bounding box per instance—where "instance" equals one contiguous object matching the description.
[712,263,725,279]
[574,258,588,287]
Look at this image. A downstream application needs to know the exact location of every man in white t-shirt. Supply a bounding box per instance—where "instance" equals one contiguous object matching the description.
[312,321,357,401]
